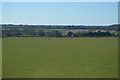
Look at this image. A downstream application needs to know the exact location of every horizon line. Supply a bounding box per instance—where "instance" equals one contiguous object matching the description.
[1,23,119,26]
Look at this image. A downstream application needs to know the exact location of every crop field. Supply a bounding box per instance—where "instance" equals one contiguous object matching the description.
[2,37,118,78]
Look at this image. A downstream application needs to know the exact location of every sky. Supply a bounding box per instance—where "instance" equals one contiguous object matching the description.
[1,2,118,25]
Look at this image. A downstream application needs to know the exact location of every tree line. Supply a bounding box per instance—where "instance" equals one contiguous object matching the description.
[1,24,120,30]
[68,31,116,37]
[2,27,119,38]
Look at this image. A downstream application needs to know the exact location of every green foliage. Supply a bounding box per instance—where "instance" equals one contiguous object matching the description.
[67,31,74,37]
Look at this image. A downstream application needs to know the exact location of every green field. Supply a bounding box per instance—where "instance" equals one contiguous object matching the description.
[2,37,118,78]
[0,38,2,79]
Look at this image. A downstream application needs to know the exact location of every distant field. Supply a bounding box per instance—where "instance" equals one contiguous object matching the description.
[2,37,118,78]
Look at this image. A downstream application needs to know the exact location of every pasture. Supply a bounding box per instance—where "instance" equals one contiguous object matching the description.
[2,37,118,78]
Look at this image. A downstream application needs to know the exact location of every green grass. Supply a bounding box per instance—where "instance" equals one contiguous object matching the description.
[0,38,2,79]
[2,37,118,78]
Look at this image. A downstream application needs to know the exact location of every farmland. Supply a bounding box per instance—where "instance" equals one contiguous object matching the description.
[2,37,118,78]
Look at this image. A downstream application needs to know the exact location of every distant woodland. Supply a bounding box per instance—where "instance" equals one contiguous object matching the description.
[1,24,120,37]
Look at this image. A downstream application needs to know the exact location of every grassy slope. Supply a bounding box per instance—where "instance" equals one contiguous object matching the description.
[2,37,118,78]
[0,38,2,79]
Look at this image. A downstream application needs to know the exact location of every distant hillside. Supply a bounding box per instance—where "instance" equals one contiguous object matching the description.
[1,24,120,37]
[1,24,120,31]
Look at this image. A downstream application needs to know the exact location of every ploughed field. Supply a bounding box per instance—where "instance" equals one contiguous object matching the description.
[2,37,118,78]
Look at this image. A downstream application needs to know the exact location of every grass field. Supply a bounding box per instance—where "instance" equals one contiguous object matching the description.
[0,38,2,79]
[2,37,118,78]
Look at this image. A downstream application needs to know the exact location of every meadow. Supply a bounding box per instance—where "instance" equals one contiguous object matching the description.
[2,37,118,78]
[0,38,2,79]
